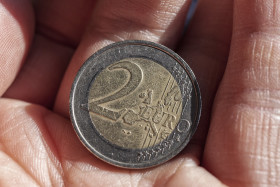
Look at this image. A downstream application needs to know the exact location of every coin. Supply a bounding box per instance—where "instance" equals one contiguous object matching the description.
[70,40,201,169]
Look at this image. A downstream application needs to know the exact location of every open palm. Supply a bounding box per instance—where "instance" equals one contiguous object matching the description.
[1,0,279,186]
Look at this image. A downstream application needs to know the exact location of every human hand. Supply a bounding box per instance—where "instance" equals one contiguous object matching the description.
[0,0,279,186]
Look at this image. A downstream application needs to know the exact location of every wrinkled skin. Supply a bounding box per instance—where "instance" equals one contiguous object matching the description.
[0,0,279,186]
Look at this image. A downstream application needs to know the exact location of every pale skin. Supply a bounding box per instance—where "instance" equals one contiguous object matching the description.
[0,0,279,186]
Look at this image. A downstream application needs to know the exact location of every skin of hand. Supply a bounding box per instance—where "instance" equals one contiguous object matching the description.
[0,0,279,186]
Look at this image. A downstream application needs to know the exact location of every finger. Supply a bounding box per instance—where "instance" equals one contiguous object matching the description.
[177,0,233,159]
[3,35,73,108]
[33,0,96,46]
[54,0,193,117]
[4,0,96,108]
[0,0,34,96]
[204,0,280,186]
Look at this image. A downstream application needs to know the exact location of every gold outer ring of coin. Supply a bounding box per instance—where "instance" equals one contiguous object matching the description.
[69,40,201,169]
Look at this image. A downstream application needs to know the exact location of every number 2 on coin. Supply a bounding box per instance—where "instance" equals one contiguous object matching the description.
[88,60,143,121]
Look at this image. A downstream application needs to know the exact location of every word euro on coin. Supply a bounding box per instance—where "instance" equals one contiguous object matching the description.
[70,40,201,169]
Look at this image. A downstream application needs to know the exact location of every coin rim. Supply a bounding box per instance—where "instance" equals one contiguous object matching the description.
[69,40,202,169]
